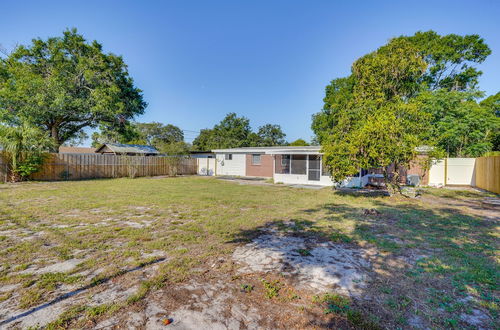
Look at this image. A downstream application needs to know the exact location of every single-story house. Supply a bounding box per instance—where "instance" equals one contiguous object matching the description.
[95,143,159,156]
[212,146,338,186]
[211,146,430,187]
[58,146,97,154]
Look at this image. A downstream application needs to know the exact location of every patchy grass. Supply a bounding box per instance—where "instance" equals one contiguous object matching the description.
[0,177,498,328]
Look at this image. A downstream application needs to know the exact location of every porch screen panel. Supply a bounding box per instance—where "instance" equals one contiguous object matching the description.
[322,157,330,176]
[275,155,290,174]
[308,155,321,181]
[291,155,307,175]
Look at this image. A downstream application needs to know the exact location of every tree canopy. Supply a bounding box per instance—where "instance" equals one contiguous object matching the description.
[255,124,287,146]
[91,121,184,149]
[312,31,498,192]
[0,29,146,150]
[192,113,287,150]
[289,138,309,146]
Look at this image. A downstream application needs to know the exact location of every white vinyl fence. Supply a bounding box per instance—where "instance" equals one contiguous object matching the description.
[197,158,217,176]
[428,158,476,186]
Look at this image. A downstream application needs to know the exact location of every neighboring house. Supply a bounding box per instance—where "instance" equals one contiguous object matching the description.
[211,146,430,187]
[58,146,97,154]
[95,143,159,156]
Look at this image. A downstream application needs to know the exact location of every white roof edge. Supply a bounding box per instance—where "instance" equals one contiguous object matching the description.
[212,146,321,153]
[265,150,323,155]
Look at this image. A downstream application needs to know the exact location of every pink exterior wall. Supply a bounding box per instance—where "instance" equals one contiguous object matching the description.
[245,154,273,177]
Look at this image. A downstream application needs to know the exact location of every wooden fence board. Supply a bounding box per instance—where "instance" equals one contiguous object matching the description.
[475,156,500,194]
[0,153,197,182]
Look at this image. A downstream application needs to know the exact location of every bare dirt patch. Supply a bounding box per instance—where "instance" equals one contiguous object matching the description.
[232,229,372,296]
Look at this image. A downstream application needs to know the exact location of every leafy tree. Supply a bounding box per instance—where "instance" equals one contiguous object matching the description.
[419,90,499,157]
[481,92,500,116]
[90,121,184,148]
[319,37,430,194]
[62,131,89,147]
[91,122,142,147]
[312,77,354,145]
[191,128,218,151]
[134,122,183,146]
[213,113,252,148]
[480,92,500,151]
[193,113,288,150]
[402,31,491,91]
[0,29,146,150]
[157,141,191,156]
[313,31,497,192]
[289,138,309,146]
[193,113,252,150]
[255,124,286,146]
[0,123,54,181]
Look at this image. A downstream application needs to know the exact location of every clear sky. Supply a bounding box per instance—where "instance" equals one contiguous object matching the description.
[2,0,499,145]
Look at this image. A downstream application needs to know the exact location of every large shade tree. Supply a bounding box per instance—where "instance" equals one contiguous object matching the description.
[312,31,497,193]
[255,124,287,146]
[0,29,146,150]
[193,113,287,150]
[91,121,184,148]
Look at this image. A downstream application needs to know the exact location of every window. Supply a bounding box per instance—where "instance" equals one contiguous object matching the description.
[225,154,232,160]
[251,154,261,165]
[275,155,290,174]
[291,155,307,175]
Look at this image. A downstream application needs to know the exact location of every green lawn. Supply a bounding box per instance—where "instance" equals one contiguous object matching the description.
[0,177,497,328]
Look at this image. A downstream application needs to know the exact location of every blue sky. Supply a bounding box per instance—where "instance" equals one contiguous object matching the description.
[2,0,499,145]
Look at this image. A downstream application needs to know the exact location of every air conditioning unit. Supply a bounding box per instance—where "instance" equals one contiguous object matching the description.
[407,174,421,187]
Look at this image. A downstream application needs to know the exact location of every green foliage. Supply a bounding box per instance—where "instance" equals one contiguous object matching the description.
[62,131,89,147]
[0,123,53,181]
[401,31,491,91]
[260,278,281,299]
[0,28,146,149]
[319,37,430,194]
[312,76,354,144]
[91,121,184,150]
[289,138,309,146]
[157,141,191,156]
[240,284,254,293]
[134,122,183,146]
[193,113,287,150]
[193,113,252,150]
[418,90,499,157]
[255,124,286,146]
[313,31,497,191]
[312,293,351,314]
[91,122,142,147]
[480,92,500,151]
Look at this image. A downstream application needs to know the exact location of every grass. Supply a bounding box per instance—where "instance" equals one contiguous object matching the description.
[0,177,498,328]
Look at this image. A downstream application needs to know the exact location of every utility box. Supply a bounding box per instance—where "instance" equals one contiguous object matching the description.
[407,174,421,186]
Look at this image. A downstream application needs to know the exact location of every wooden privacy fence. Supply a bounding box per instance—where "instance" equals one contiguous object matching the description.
[475,156,500,194]
[0,153,197,182]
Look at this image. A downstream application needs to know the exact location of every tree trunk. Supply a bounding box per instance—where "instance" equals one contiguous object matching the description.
[383,165,402,196]
[50,125,61,152]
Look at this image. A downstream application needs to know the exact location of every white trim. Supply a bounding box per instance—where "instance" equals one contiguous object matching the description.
[212,146,321,154]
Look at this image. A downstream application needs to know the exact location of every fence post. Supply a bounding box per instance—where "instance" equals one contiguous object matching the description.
[444,158,448,186]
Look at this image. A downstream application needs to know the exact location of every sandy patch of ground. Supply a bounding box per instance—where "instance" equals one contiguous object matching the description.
[0,258,167,329]
[232,229,372,295]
